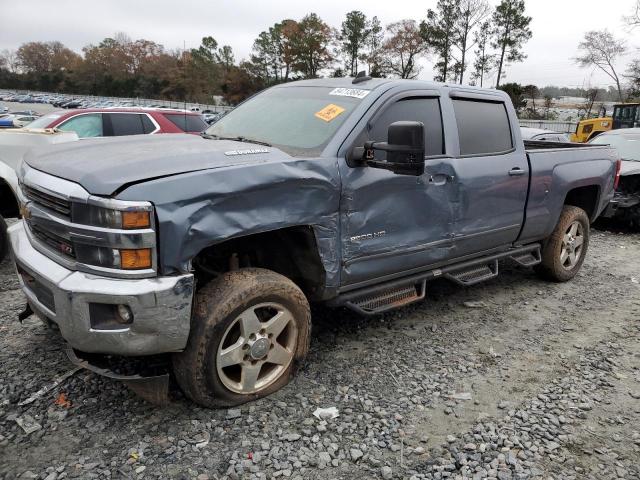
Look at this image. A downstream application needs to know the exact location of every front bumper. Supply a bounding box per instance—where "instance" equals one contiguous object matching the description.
[9,221,194,356]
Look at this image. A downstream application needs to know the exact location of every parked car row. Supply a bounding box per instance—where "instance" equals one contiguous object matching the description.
[0,91,229,124]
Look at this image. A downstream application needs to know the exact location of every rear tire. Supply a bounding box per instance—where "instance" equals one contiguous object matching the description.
[535,206,590,282]
[0,214,8,264]
[173,268,311,408]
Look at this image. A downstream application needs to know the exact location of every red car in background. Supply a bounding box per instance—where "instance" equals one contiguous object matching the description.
[25,108,209,138]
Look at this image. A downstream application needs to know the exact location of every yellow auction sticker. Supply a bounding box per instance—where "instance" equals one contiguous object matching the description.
[315,104,346,122]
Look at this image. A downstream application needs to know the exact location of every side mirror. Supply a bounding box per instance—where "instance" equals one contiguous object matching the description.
[352,121,426,176]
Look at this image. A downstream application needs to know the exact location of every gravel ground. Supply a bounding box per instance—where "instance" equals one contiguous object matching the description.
[1,222,639,480]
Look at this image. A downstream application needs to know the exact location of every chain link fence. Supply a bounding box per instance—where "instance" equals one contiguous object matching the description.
[5,89,234,114]
[519,120,578,134]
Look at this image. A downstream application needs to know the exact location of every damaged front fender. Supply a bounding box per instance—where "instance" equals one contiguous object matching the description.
[116,155,342,289]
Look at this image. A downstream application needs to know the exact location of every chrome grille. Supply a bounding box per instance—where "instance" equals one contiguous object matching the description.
[24,185,71,218]
[21,164,157,279]
[29,222,76,259]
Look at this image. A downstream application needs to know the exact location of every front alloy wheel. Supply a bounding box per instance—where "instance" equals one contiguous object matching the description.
[217,303,297,394]
[173,268,310,407]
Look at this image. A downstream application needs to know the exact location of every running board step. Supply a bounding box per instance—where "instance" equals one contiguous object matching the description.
[510,247,542,267]
[345,280,426,315]
[445,260,498,286]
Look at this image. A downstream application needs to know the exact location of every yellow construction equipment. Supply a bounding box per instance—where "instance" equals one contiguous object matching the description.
[571,103,640,143]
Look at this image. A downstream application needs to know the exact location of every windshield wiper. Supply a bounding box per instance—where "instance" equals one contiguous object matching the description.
[200,133,271,147]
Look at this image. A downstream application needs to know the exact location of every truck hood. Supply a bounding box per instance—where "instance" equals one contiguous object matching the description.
[23,134,290,196]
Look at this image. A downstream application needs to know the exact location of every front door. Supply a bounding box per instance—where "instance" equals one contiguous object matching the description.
[339,92,456,287]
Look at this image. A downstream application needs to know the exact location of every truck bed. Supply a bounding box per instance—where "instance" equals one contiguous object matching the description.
[519,142,616,245]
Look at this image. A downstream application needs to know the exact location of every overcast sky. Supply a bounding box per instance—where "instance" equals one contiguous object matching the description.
[1,0,638,88]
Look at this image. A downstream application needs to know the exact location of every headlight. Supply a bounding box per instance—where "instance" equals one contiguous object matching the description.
[73,204,151,230]
[68,200,156,273]
[75,245,153,270]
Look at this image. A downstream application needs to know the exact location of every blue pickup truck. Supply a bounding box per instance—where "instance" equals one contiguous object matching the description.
[8,77,619,407]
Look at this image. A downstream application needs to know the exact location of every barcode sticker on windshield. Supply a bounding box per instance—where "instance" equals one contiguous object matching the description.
[329,88,370,99]
[315,104,346,122]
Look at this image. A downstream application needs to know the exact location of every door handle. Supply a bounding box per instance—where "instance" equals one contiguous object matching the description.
[509,168,526,176]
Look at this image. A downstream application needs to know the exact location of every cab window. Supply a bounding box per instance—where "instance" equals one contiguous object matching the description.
[369,98,444,158]
[452,99,513,155]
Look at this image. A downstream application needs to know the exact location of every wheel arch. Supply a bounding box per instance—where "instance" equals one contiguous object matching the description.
[564,184,601,222]
[0,178,20,218]
[190,225,329,300]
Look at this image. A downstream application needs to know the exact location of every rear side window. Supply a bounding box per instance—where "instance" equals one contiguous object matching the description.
[164,114,208,132]
[57,113,103,138]
[452,99,513,155]
[370,98,444,157]
[105,113,146,136]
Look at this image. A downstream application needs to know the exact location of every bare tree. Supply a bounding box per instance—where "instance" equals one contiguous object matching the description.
[470,20,494,87]
[626,59,640,100]
[455,0,491,84]
[624,0,640,28]
[381,20,428,79]
[0,49,19,73]
[577,88,599,120]
[575,30,627,102]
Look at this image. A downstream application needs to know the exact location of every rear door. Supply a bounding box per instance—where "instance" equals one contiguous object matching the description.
[447,92,529,258]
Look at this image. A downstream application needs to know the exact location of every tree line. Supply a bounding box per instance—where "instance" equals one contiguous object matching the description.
[0,0,638,109]
[0,0,534,104]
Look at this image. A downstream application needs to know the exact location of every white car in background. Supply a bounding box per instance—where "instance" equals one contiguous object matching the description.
[520,127,571,143]
[0,129,80,262]
[12,115,39,128]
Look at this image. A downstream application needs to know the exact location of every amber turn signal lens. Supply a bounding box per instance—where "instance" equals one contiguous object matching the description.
[121,211,151,229]
[120,249,152,269]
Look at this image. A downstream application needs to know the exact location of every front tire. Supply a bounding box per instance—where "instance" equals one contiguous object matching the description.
[173,268,311,408]
[535,205,590,282]
[0,214,8,264]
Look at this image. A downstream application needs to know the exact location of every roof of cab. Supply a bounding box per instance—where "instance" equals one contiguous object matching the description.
[274,77,508,98]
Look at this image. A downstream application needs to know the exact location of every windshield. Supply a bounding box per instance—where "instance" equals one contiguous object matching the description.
[205,86,367,156]
[26,112,64,129]
[591,132,640,161]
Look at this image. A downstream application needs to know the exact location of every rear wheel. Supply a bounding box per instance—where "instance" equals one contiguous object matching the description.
[535,206,590,282]
[173,268,311,408]
[0,214,8,264]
